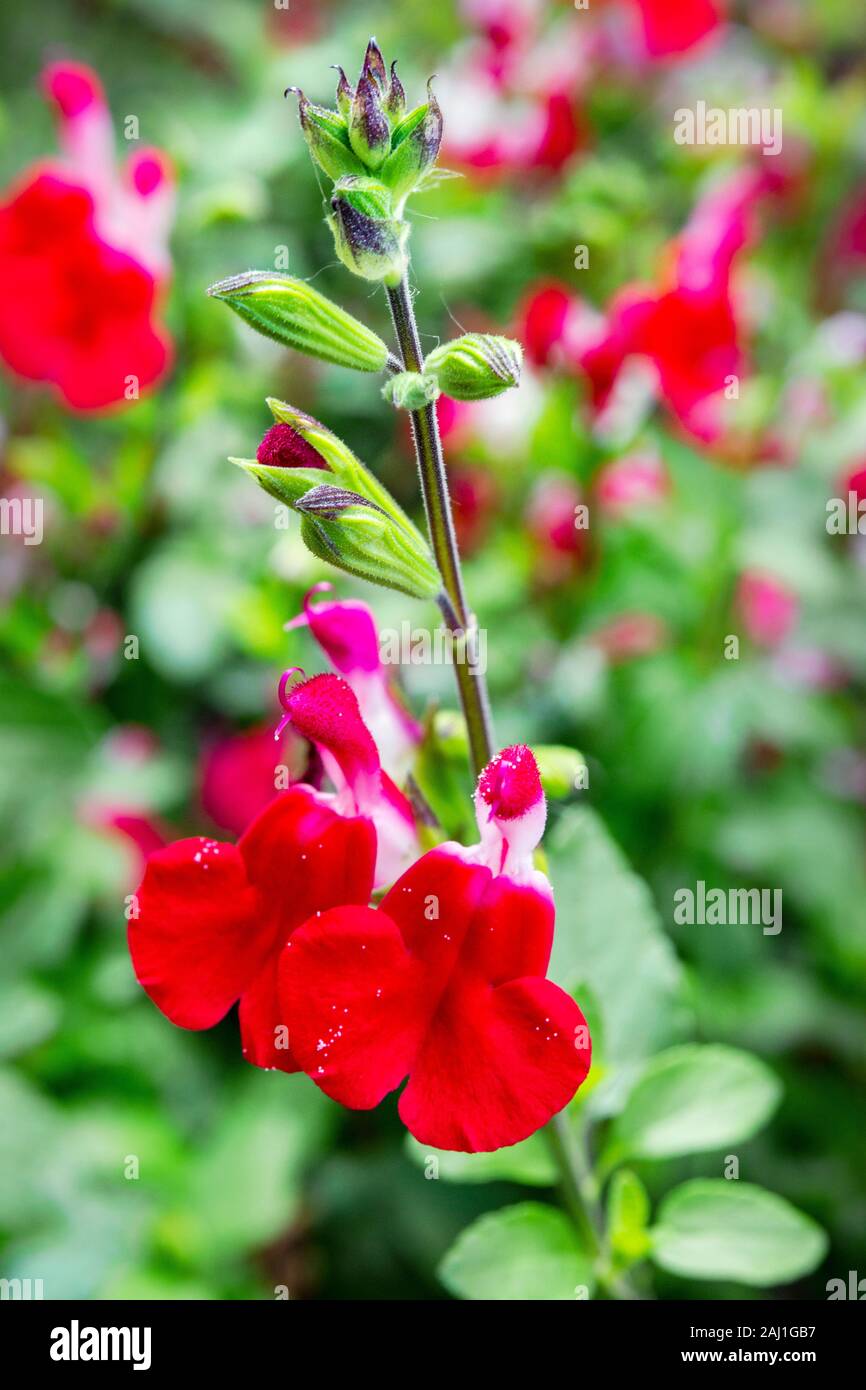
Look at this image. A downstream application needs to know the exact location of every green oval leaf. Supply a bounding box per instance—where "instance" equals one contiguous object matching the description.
[651,1180,828,1287]
[439,1202,594,1301]
[609,1044,781,1161]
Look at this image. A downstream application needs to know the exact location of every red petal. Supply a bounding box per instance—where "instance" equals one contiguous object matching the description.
[459,873,554,984]
[281,905,424,1108]
[238,784,376,923]
[284,672,380,795]
[378,845,489,965]
[400,977,590,1152]
[130,837,266,1030]
[239,958,301,1073]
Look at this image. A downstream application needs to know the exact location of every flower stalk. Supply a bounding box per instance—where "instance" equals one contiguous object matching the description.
[386,275,494,777]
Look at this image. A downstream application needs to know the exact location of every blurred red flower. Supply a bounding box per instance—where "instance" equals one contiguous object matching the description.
[0,62,174,411]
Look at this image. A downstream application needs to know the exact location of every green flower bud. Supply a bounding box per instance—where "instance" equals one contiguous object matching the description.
[231,402,439,601]
[328,177,409,285]
[423,333,523,400]
[382,371,441,411]
[533,744,588,799]
[378,83,443,203]
[348,73,391,169]
[296,485,441,600]
[207,272,390,373]
[288,88,366,182]
[262,399,416,527]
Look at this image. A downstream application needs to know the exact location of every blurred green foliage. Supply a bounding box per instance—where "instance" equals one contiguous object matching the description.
[0,0,865,1299]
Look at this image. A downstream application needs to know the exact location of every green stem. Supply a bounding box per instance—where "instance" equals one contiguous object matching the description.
[546,1114,644,1300]
[545,1115,601,1259]
[386,275,494,779]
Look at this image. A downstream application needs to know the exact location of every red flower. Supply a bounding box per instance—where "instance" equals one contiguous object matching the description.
[632,0,724,59]
[281,745,591,1151]
[130,674,390,1070]
[131,787,375,1071]
[200,724,303,839]
[286,582,421,779]
[527,474,586,585]
[519,168,769,444]
[0,62,173,411]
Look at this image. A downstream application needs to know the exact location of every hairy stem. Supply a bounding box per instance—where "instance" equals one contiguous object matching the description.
[386,275,494,777]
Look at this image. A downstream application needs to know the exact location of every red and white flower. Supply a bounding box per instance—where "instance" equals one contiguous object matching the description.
[286,582,421,779]
[129,672,418,1071]
[281,744,592,1152]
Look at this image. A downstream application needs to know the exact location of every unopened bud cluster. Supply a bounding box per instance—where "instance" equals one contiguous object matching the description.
[289,39,443,285]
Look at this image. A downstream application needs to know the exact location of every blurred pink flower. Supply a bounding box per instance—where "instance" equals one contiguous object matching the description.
[590,612,667,661]
[736,572,798,647]
[527,474,585,584]
[441,0,589,176]
[596,451,668,511]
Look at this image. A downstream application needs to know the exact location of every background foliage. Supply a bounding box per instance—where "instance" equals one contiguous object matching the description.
[0,0,864,1300]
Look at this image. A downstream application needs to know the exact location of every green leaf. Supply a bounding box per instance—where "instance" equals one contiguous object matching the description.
[404,1132,557,1187]
[651,1181,828,1286]
[182,1072,334,1262]
[606,1170,652,1266]
[607,1045,781,1162]
[547,807,684,1066]
[439,1202,595,1300]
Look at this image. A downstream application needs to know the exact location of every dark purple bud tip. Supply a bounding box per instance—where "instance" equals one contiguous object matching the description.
[256,422,328,471]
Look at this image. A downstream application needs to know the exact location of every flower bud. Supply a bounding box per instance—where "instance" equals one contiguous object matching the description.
[423,333,523,400]
[296,486,441,600]
[289,89,366,182]
[378,83,443,203]
[360,38,388,92]
[384,61,406,121]
[231,402,438,598]
[207,271,390,372]
[382,371,441,411]
[348,74,391,169]
[328,177,409,285]
[333,66,354,121]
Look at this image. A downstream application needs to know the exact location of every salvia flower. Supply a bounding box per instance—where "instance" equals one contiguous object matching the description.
[280,744,592,1151]
[0,61,174,411]
[129,673,419,1070]
[207,271,391,372]
[286,582,422,778]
